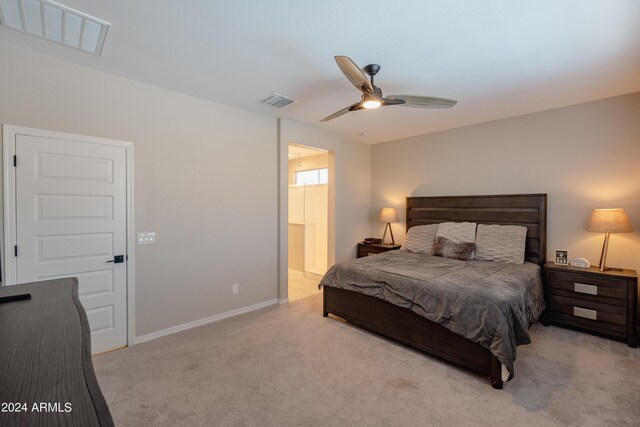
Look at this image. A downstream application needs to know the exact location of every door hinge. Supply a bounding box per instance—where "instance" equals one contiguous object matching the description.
[14,245,17,257]
[13,155,16,167]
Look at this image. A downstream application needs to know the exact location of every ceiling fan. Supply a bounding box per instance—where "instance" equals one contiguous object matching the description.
[321,56,457,122]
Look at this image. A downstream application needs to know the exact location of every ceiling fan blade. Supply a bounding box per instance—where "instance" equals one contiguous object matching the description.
[335,56,374,94]
[320,102,362,122]
[386,95,457,108]
[381,97,405,106]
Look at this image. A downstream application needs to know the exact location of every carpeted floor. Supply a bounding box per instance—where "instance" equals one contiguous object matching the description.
[94,293,640,426]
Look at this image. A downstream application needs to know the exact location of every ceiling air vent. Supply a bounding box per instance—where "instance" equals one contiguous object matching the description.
[258,93,295,108]
[0,0,110,55]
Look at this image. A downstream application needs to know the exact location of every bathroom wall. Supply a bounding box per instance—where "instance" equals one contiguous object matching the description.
[287,152,329,275]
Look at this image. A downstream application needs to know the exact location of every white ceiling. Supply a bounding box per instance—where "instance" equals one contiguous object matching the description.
[1,0,639,144]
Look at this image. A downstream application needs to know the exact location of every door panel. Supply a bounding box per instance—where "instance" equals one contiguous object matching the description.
[37,233,113,261]
[85,305,115,333]
[42,269,115,297]
[37,151,114,182]
[15,134,127,354]
[37,194,114,220]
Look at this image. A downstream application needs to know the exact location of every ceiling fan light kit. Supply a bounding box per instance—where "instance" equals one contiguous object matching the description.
[362,94,381,109]
[321,55,457,122]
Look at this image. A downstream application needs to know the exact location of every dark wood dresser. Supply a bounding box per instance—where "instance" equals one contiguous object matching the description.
[542,262,638,347]
[356,243,401,258]
[0,279,114,427]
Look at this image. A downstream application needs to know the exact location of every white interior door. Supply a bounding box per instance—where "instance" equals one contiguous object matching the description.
[13,133,128,354]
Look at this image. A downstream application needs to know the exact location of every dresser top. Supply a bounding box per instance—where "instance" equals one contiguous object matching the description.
[0,279,114,426]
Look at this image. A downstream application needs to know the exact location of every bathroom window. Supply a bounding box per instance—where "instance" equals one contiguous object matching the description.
[295,168,328,185]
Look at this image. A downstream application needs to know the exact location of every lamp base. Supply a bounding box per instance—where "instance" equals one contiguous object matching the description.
[381,222,395,245]
[598,232,610,272]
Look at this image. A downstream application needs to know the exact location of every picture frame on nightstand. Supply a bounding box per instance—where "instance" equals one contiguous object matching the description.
[554,249,568,265]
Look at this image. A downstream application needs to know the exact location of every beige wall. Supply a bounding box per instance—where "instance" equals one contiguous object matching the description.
[288,153,329,185]
[0,45,373,334]
[279,119,371,299]
[371,92,640,272]
[0,45,278,337]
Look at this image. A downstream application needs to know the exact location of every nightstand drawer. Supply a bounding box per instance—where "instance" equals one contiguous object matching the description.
[549,295,626,325]
[548,312,627,339]
[547,271,627,300]
[356,243,401,258]
[548,287,626,308]
[363,246,388,255]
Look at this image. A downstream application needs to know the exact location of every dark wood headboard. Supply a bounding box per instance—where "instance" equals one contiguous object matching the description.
[406,194,547,265]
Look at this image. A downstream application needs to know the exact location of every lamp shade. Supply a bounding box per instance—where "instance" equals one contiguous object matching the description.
[587,208,633,233]
[379,207,398,223]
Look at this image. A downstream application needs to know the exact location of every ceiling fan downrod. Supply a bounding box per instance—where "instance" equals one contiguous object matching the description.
[363,64,380,86]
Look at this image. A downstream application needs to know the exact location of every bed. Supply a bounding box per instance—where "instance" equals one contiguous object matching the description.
[320,194,547,389]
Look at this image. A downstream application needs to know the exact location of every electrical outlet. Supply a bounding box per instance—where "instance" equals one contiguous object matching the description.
[232,283,239,294]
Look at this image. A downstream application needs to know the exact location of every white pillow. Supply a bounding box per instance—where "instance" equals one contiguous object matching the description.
[436,222,477,243]
[475,224,527,264]
[401,224,438,254]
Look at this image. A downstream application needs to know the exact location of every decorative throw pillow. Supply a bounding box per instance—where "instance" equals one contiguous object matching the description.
[436,222,477,258]
[400,224,438,254]
[433,236,476,261]
[475,224,528,264]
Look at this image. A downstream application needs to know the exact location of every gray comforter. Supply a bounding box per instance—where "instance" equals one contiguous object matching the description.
[318,250,545,377]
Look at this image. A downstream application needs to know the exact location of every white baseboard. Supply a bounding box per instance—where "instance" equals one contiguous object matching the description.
[134,298,278,344]
[278,298,289,304]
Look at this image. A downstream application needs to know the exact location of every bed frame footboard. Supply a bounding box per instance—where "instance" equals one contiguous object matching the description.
[323,286,503,389]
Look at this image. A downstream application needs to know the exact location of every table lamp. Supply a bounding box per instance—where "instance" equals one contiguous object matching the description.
[587,208,633,271]
[380,207,398,245]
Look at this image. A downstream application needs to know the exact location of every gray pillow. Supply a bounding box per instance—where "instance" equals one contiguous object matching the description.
[401,224,438,254]
[433,236,476,261]
[475,224,527,264]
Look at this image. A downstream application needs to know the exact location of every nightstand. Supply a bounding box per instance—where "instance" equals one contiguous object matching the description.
[357,243,401,258]
[542,262,638,347]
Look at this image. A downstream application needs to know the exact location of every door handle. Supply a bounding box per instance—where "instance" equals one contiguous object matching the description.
[107,255,125,264]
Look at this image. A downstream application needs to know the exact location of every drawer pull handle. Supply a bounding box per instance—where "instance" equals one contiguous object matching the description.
[574,307,597,320]
[574,283,598,296]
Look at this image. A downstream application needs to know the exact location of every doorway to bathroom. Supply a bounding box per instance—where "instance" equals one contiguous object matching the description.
[287,143,330,301]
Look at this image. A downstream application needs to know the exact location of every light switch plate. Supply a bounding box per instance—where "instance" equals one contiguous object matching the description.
[137,232,156,245]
